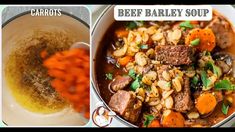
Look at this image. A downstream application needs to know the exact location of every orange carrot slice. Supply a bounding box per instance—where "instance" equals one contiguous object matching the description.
[161,111,185,127]
[195,92,217,115]
[185,28,216,52]
[115,28,129,38]
[117,56,133,66]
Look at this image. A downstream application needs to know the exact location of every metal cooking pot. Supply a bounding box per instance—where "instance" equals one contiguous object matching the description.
[91,5,235,127]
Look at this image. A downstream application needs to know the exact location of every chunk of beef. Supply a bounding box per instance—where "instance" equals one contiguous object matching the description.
[174,76,193,112]
[110,76,132,92]
[155,45,193,65]
[108,90,142,123]
[156,65,170,80]
[206,16,235,49]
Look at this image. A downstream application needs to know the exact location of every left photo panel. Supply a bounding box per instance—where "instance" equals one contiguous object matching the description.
[2,6,90,126]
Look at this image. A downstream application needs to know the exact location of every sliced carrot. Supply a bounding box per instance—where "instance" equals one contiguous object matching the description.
[43,48,90,119]
[63,49,80,58]
[51,79,67,92]
[115,28,129,38]
[40,50,48,59]
[117,56,133,66]
[161,111,185,127]
[48,69,65,79]
[195,92,217,115]
[43,58,59,69]
[185,28,216,52]
[148,119,161,128]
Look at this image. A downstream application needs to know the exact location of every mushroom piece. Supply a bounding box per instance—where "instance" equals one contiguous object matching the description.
[113,43,128,57]
[213,52,233,74]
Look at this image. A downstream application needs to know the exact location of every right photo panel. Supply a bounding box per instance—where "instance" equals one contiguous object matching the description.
[91,5,235,127]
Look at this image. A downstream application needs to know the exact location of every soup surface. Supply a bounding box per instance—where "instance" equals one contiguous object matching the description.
[95,11,235,127]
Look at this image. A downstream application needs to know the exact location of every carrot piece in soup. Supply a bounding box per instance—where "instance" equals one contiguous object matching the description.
[195,92,217,115]
[161,111,185,127]
[148,120,161,128]
[115,28,129,38]
[117,56,133,66]
[185,28,216,52]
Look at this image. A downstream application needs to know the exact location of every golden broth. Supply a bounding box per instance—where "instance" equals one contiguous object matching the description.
[4,30,76,114]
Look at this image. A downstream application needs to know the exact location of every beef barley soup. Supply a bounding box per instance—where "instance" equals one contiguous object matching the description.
[95,11,235,127]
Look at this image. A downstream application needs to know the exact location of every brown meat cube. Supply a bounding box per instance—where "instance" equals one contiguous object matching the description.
[110,76,132,92]
[174,76,193,112]
[108,90,142,123]
[155,45,193,65]
[206,16,235,49]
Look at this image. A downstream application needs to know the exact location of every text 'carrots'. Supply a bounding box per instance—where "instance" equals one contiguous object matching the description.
[43,48,90,119]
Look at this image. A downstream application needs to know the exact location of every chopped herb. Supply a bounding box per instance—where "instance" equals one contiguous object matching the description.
[105,73,113,80]
[141,83,150,89]
[126,21,144,30]
[143,115,154,127]
[130,74,142,91]
[192,76,199,85]
[130,78,140,91]
[206,62,222,77]
[135,21,144,27]
[137,74,143,80]
[222,103,229,115]
[215,79,235,90]
[128,69,136,79]
[206,51,211,56]
[201,70,211,90]
[140,44,148,49]
[126,21,137,30]
[190,38,200,46]
[179,21,193,29]
[191,75,200,90]
[191,63,196,69]
[166,82,171,87]
[202,51,211,56]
